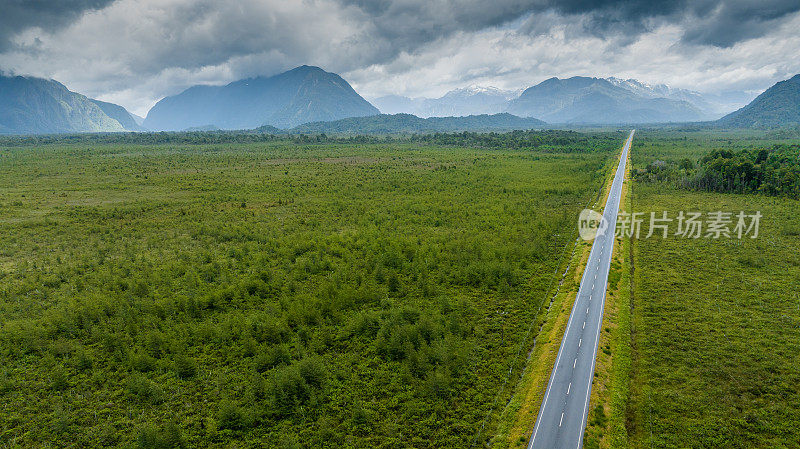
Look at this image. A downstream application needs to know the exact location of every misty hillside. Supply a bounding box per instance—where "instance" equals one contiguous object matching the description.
[716,74,800,128]
[372,86,519,117]
[371,95,427,115]
[90,99,147,132]
[143,66,379,131]
[606,77,730,117]
[0,75,134,134]
[507,76,706,124]
[284,112,544,134]
[374,78,744,121]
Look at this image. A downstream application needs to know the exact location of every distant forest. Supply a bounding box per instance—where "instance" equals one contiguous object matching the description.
[0,129,621,152]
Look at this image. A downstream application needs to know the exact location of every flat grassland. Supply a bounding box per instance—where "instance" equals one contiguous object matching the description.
[615,132,800,448]
[0,134,618,448]
[628,186,800,448]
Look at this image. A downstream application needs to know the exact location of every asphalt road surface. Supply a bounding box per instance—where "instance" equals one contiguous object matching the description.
[528,130,635,449]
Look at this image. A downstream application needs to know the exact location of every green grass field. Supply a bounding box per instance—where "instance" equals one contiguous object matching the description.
[627,185,800,448]
[617,131,800,448]
[0,135,618,448]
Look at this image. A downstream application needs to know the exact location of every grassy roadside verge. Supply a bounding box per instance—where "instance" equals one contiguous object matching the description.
[490,136,628,448]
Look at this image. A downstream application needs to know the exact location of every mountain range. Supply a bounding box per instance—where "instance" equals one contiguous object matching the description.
[371,86,521,118]
[371,77,752,123]
[285,112,544,134]
[1,66,798,135]
[506,76,707,124]
[143,65,379,131]
[604,77,749,117]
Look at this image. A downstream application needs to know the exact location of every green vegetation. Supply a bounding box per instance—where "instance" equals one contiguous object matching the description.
[605,131,800,448]
[627,186,800,448]
[634,144,799,198]
[286,113,545,135]
[0,128,606,149]
[9,129,794,448]
[0,132,620,447]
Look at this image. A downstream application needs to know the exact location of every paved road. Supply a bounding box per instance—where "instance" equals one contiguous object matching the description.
[528,130,635,449]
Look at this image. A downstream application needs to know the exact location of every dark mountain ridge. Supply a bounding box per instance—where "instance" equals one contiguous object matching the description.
[716,74,800,128]
[143,65,379,131]
[0,75,139,134]
[283,112,545,134]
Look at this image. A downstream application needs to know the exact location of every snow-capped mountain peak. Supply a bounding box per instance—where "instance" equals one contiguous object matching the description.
[444,85,520,100]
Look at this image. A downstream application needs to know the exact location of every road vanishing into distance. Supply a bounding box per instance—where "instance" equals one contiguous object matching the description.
[528,130,635,449]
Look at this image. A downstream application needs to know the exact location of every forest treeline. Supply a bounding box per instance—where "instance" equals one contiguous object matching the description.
[0,129,622,153]
[633,144,800,198]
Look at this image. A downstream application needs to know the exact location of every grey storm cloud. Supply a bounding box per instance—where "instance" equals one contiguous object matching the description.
[337,0,800,49]
[4,0,799,55]
[0,0,115,50]
[514,0,800,47]
[680,0,800,47]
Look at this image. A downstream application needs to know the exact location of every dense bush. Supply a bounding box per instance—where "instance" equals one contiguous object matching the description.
[254,344,291,372]
[217,401,249,431]
[173,354,197,379]
[0,135,611,447]
[137,423,185,449]
[126,375,165,404]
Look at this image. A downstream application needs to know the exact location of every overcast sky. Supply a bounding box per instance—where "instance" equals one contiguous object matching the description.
[1,0,799,116]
